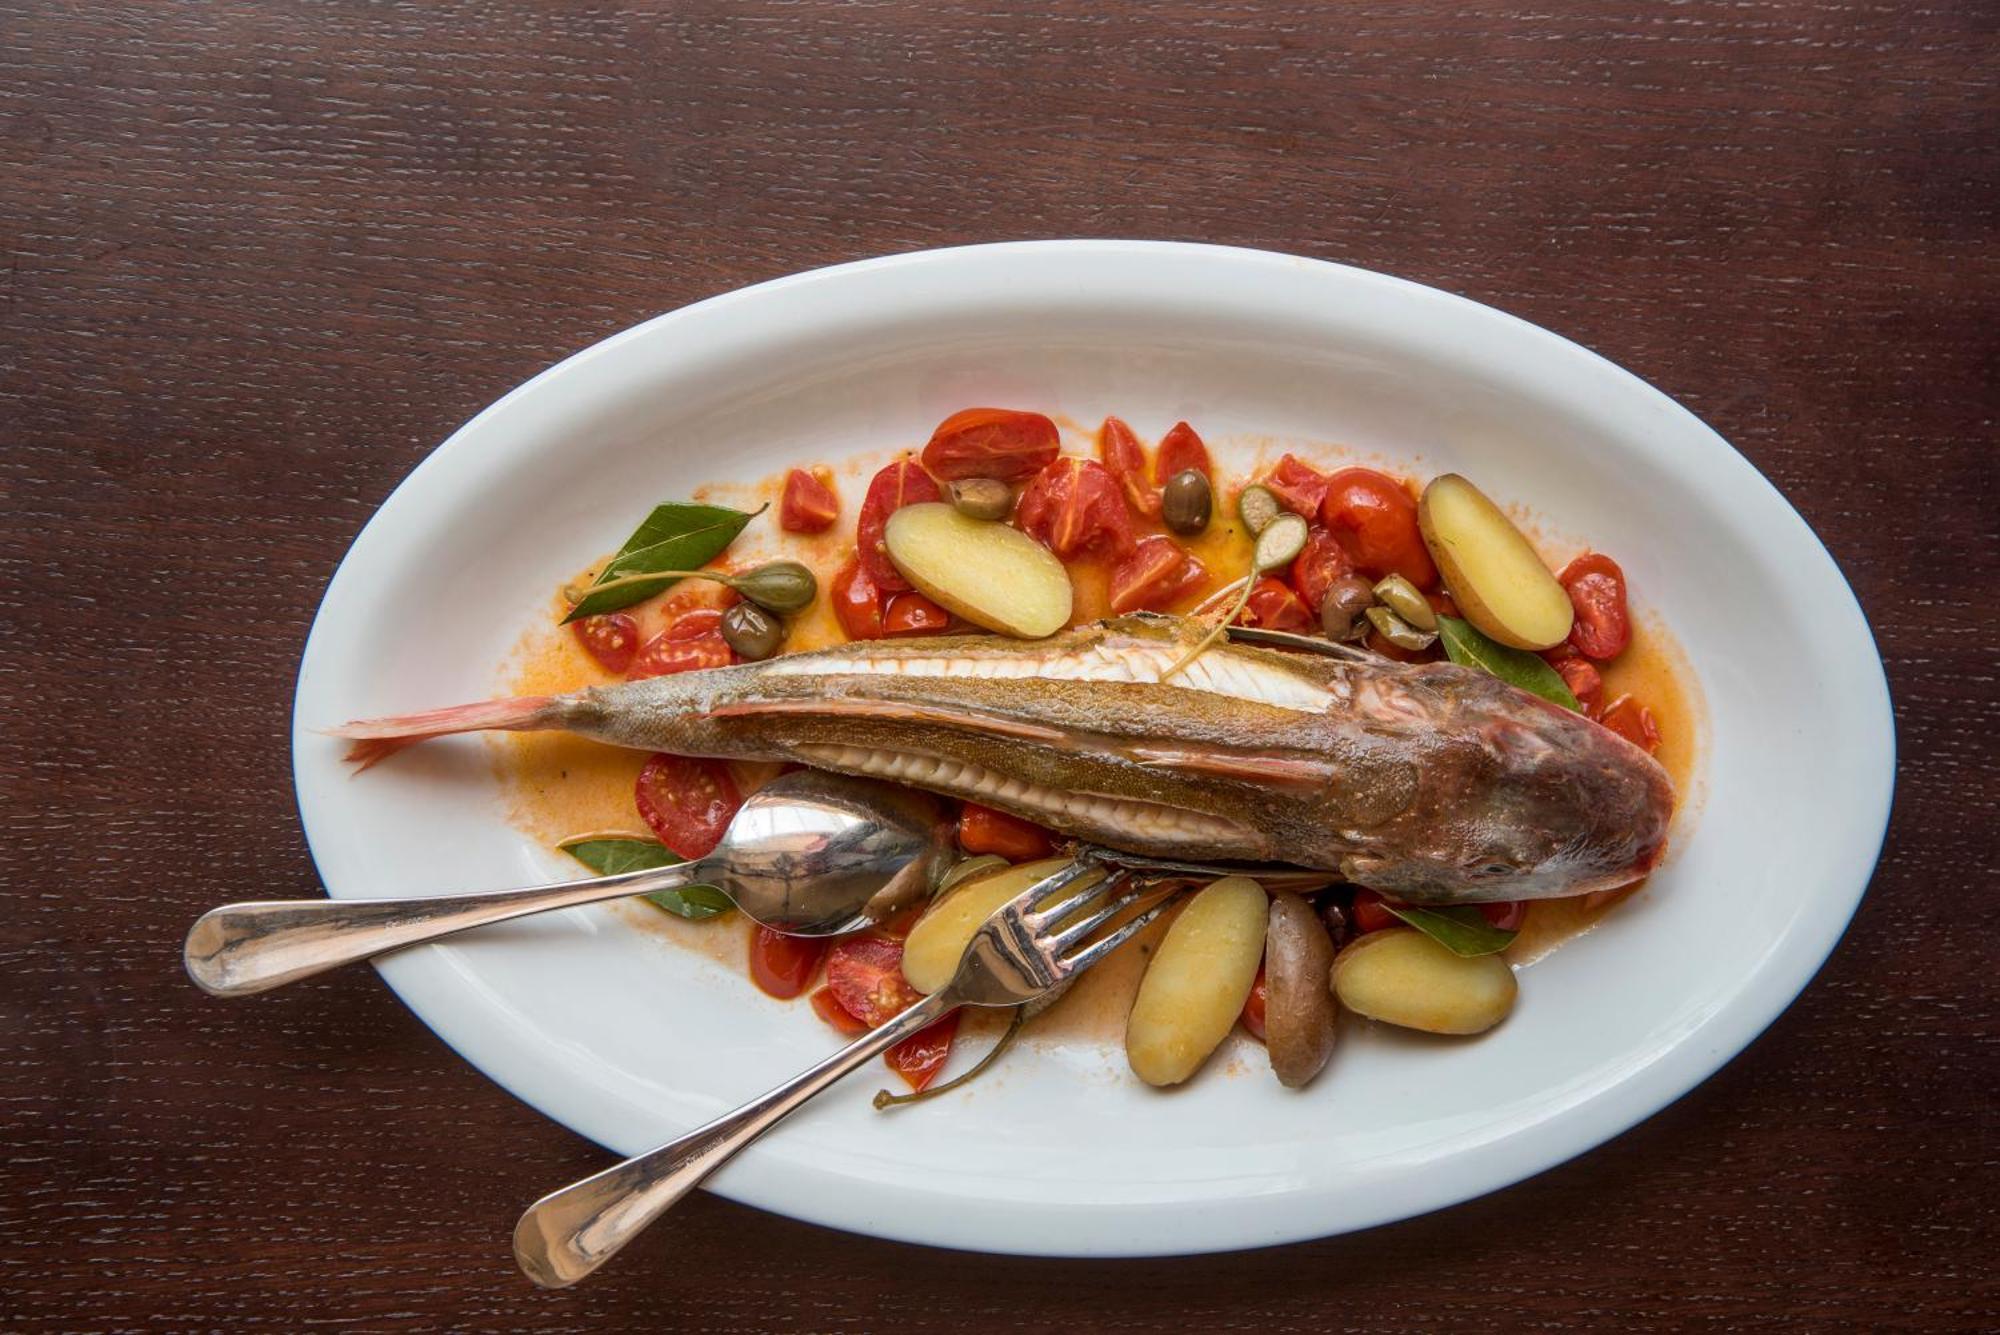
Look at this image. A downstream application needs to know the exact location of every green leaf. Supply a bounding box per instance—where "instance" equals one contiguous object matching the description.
[1436,616,1581,711]
[558,837,734,920]
[562,501,760,622]
[1385,903,1518,957]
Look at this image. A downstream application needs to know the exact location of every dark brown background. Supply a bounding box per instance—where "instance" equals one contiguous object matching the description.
[3,1,1993,1330]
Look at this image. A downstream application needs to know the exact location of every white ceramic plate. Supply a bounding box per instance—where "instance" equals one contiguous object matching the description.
[293,241,1893,1256]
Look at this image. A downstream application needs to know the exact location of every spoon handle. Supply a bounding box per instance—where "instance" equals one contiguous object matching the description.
[183,862,713,997]
[512,990,956,1289]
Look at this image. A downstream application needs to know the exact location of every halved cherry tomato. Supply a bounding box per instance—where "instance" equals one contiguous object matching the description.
[1556,657,1605,717]
[1015,457,1137,559]
[1427,590,1459,620]
[825,935,924,1028]
[1479,901,1529,932]
[959,802,1055,860]
[921,408,1060,482]
[810,985,868,1035]
[1289,528,1354,613]
[626,627,734,680]
[1238,576,1314,632]
[1559,552,1630,661]
[884,591,952,636]
[570,613,638,674]
[856,457,942,591]
[887,1011,961,1091]
[1240,966,1268,1042]
[1264,454,1330,518]
[1109,535,1207,614]
[1321,468,1436,589]
[1153,420,1212,484]
[749,927,827,1000]
[779,467,840,533]
[1599,696,1661,753]
[1097,416,1160,518]
[830,556,887,641]
[1351,890,1399,934]
[635,753,743,859]
[665,607,725,640]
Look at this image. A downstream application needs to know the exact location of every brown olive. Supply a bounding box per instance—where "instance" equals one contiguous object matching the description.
[1319,574,1376,640]
[949,477,1013,522]
[720,601,785,661]
[1161,469,1212,535]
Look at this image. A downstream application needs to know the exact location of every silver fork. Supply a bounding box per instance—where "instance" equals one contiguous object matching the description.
[511,858,1170,1288]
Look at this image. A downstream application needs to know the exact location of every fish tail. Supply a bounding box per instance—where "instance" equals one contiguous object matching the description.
[327,695,561,769]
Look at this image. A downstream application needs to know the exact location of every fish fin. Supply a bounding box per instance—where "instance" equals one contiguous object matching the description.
[1128,746,1335,786]
[327,695,559,767]
[699,698,1068,744]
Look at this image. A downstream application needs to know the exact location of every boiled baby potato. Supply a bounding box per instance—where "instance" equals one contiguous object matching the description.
[902,858,1100,994]
[1331,927,1517,1035]
[1417,474,1573,651]
[1126,876,1269,1087]
[884,502,1073,638]
[1262,893,1338,1088]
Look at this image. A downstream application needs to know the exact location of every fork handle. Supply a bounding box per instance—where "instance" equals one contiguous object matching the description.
[512,989,956,1288]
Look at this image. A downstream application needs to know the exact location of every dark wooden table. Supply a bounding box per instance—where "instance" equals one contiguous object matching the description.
[5,2,1993,1329]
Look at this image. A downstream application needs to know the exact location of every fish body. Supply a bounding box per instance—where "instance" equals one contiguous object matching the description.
[339,615,1673,903]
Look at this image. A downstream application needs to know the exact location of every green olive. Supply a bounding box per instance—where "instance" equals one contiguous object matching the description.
[1253,511,1309,571]
[1365,604,1438,652]
[1371,574,1437,631]
[720,601,786,661]
[1236,484,1281,536]
[729,561,817,615]
[1319,574,1376,640]
[1161,469,1212,536]
[948,477,1013,522]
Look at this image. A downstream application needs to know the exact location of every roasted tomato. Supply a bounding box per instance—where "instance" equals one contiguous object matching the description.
[1264,454,1330,518]
[810,985,868,1035]
[1240,966,1268,1042]
[635,753,743,860]
[1097,416,1160,518]
[1289,528,1354,613]
[1016,457,1137,559]
[883,591,952,636]
[570,613,638,674]
[856,457,942,591]
[1599,696,1661,753]
[1153,420,1212,483]
[1556,657,1605,716]
[1479,901,1529,932]
[1321,468,1436,589]
[1351,890,1399,934]
[779,467,840,533]
[627,625,734,679]
[921,408,1060,482]
[665,606,725,640]
[749,927,828,1000]
[887,1011,961,1091]
[958,803,1056,860]
[830,556,887,640]
[825,935,924,1028]
[1238,576,1314,632]
[1109,535,1207,614]
[1560,552,1631,661]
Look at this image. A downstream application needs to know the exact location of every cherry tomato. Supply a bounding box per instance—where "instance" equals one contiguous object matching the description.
[922,408,1061,482]
[1289,528,1354,613]
[1109,535,1207,614]
[1428,590,1459,620]
[1599,696,1661,753]
[1364,628,1429,662]
[887,1011,961,1091]
[1153,420,1212,484]
[1015,457,1137,559]
[570,613,638,674]
[883,591,952,636]
[635,753,743,859]
[1351,890,1400,934]
[1559,552,1631,661]
[959,802,1056,860]
[1097,416,1161,518]
[1556,657,1604,716]
[779,467,840,533]
[830,556,887,641]
[749,926,828,1000]
[810,985,868,1035]
[665,607,725,640]
[1238,576,1314,632]
[856,457,942,591]
[626,627,734,680]
[1321,468,1436,589]
[1240,966,1268,1042]
[1264,454,1330,518]
[1479,901,1529,932]
[826,935,924,1028]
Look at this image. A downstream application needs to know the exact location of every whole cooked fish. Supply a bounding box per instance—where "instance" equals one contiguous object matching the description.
[336,614,1673,903]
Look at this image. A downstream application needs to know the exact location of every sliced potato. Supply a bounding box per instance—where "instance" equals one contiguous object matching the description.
[1331,927,1517,1035]
[1263,893,1337,1088]
[1417,474,1573,651]
[901,858,1098,993]
[884,503,1073,638]
[1126,876,1269,1087]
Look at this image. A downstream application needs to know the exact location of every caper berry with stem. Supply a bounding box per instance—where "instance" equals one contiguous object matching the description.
[1236,484,1281,536]
[948,477,1013,522]
[1319,574,1377,640]
[720,601,786,661]
[1253,511,1309,571]
[1162,469,1212,535]
[1365,604,1438,651]
[728,560,817,615]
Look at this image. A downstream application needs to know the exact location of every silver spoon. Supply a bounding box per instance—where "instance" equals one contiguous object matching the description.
[184,770,951,998]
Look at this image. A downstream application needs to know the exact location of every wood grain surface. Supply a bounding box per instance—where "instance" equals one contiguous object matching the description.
[3,1,1993,1329]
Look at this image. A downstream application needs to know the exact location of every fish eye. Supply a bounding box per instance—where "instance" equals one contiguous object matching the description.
[1480,863,1511,877]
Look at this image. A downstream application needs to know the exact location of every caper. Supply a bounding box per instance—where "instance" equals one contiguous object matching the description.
[729,560,817,614]
[1252,511,1308,571]
[949,477,1013,522]
[1319,573,1377,640]
[1371,574,1437,631]
[1237,484,1281,535]
[1365,604,1438,651]
[720,601,785,661]
[1161,469,1212,535]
